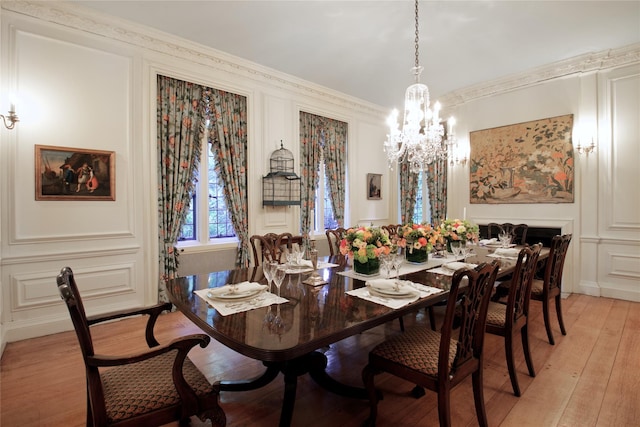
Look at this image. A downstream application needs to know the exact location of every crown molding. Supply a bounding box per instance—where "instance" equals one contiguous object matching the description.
[2,1,387,116]
[4,2,639,113]
[440,43,640,108]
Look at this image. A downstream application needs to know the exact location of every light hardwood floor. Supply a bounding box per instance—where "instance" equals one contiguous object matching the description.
[1,294,638,426]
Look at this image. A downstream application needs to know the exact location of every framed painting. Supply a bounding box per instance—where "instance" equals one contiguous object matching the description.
[469,114,574,204]
[35,145,115,201]
[367,173,382,200]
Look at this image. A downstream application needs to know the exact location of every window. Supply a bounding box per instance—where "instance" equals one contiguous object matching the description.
[179,131,236,242]
[314,162,339,231]
[412,171,432,224]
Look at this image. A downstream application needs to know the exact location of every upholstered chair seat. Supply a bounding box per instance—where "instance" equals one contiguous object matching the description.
[102,352,216,423]
[369,328,457,377]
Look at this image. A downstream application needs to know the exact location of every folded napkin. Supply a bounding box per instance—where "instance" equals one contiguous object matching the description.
[479,238,498,245]
[443,262,478,271]
[365,278,399,291]
[493,248,520,258]
[207,281,267,298]
[291,259,313,268]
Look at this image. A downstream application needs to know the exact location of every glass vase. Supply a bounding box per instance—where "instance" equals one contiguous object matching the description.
[353,258,380,275]
[405,247,428,263]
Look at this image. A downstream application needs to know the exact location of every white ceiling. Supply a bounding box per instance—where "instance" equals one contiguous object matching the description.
[72,1,640,109]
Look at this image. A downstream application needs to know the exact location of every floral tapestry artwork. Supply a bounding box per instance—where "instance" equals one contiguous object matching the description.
[469,114,574,204]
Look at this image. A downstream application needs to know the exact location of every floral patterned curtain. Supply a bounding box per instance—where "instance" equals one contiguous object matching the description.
[399,161,419,224]
[299,112,323,244]
[321,118,347,227]
[157,75,204,301]
[426,157,447,224]
[206,89,250,267]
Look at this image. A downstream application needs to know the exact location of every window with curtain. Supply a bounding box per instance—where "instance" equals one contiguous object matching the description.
[179,130,236,241]
[299,111,347,240]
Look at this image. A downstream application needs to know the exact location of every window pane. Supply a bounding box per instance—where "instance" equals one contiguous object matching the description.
[412,171,424,224]
[178,194,196,241]
[323,176,339,230]
[208,150,236,239]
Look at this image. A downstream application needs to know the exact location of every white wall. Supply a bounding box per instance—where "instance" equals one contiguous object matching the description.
[446,64,640,301]
[0,2,393,345]
[0,2,638,351]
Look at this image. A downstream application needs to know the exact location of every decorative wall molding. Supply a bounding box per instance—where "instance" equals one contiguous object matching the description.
[2,1,386,116]
[7,2,638,114]
[1,245,141,266]
[440,43,640,108]
[10,263,135,311]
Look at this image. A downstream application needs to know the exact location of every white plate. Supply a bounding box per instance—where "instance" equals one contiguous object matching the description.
[207,288,264,301]
[367,284,417,298]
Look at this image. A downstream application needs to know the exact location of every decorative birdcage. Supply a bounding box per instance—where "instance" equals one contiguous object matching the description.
[262,142,301,206]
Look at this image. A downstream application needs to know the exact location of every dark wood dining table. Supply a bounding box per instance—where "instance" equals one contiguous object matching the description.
[165,245,548,427]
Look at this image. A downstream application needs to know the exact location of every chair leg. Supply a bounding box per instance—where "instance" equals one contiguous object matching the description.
[472,369,489,427]
[437,387,452,427]
[542,298,555,345]
[428,307,437,331]
[362,364,379,426]
[521,324,536,378]
[555,295,567,336]
[504,333,521,397]
[399,316,405,332]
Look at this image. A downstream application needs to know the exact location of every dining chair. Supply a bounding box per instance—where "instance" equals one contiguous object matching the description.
[487,222,529,245]
[530,234,572,345]
[56,267,226,427]
[250,234,275,266]
[381,224,402,239]
[485,243,542,396]
[250,232,299,265]
[325,227,346,256]
[362,261,499,427]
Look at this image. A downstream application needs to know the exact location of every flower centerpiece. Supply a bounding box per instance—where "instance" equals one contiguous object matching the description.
[438,219,480,252]
[397,223,441,263]
[339,226,393,275]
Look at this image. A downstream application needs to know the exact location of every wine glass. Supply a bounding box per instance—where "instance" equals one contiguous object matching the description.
[272,265,286,297]
[263,261,275,293]
[392,252,403,281]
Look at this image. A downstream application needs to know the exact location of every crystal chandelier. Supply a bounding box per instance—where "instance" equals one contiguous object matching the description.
[383,0,456,173]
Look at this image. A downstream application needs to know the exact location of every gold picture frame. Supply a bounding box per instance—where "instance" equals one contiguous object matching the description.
[35,145,115,201]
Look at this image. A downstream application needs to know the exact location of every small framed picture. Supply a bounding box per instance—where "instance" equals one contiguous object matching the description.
[367,173,382,200]
[35,145,115,201]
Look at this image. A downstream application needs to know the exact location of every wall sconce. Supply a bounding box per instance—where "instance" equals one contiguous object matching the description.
[576,138,596,156]
[449,141,468,166]
[1,104,19,130]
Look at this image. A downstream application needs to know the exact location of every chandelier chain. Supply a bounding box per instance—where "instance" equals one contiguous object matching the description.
[414,0,420,70]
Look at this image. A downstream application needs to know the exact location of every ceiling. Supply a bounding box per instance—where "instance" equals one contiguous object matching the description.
[71,1,640,109]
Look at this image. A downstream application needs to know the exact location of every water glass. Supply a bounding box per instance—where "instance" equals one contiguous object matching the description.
[450,241,462,258]
[499,232,512,248]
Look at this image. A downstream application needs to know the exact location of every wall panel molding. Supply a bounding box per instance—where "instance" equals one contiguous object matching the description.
[11,263,135,311]
[1,245,140,266]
